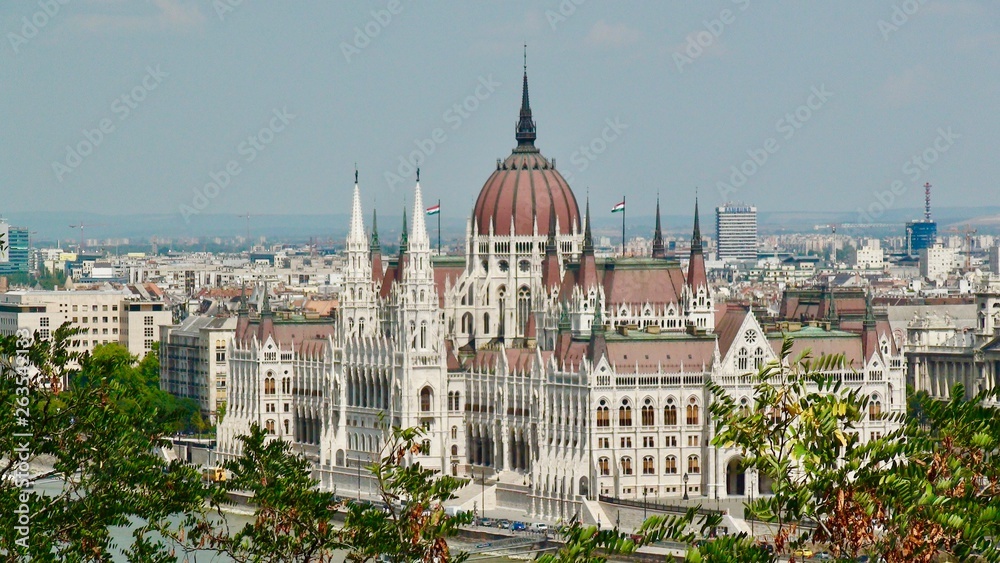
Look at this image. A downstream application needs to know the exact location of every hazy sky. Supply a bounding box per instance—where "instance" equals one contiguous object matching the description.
[3,1,998,228]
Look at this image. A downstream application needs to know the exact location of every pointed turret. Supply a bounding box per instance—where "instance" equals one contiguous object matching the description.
[589,295,608,363]
[652,196,666,259]
[861,292,880,361]
[515,46,537,151]
[583,196,594,254]
[236,281,250,342]
[542,202,561,289]
[370,208,384,285]
[686,195,707,290]
[579,196,598,291]
[399,207,409,255]
[824,286,839,327]
[258,282,274,342]
[370,208,380,252]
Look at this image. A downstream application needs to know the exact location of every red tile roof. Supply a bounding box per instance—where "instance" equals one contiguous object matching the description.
[604,338,715,374]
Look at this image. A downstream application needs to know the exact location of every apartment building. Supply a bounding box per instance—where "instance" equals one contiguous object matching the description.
[159,315,237,421]
[0,285,172,358]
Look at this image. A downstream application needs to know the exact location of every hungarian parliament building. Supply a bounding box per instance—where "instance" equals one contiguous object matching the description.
[217,68,905,522]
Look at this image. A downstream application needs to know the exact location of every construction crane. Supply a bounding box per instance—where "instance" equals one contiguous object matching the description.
[947,225,978,271]
[814,223,897,231]
[236,213,252,249]
[68,222,108,251]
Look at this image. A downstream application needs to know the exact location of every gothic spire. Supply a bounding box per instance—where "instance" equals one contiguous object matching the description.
[410,172,429,249]
[260,282,272,316]
[515,45,537,149]
[691,192,703,254]
[583,195,594,255]
[347,168,366,250]
[370,209,380,252]
[545,200,558,252]
[686,193,708,290]
[652,195,665,258]
[399,206,409,254]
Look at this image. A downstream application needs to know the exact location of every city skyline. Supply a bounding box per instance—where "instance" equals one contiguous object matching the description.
[3,1,998,226]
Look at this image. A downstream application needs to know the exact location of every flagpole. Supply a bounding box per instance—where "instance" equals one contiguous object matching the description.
[437,198,441,255]
[622,195,626,256]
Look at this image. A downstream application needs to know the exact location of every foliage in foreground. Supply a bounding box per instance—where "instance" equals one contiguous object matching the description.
[702,336,1000,563]
[0,326,208,561]
[177,422,473,563]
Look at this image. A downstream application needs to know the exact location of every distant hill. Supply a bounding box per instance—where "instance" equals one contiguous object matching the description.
[4,205,999,245]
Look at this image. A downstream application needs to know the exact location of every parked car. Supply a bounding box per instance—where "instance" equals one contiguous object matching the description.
[497,519,512,529]
[530,523,548,532]
[477,517,494,527]
[814,552,834,561]
[793,547,814,558]
[511,521,527,531]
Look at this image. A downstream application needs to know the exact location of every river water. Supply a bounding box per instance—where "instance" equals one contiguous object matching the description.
[30,477,494,562]
[31,477,343,562]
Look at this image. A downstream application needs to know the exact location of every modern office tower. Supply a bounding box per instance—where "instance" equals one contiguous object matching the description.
[906,182,938,255]
[715,204,758,261]
[0,226,30,275]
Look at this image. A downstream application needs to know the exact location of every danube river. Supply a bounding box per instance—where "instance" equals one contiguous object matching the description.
[31,477,500,562]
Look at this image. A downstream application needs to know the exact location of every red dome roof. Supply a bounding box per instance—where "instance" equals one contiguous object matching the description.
[473,150,580,237]
[472,67,580,237]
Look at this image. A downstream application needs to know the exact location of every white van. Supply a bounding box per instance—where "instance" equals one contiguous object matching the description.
[530,523,548,532]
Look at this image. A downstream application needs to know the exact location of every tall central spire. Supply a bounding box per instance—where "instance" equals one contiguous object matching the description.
[515,45,537,150]
[347,167,366,251]
[410,173,430,249]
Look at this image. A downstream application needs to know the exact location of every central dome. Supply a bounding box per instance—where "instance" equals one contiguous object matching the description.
[472,69,580,237]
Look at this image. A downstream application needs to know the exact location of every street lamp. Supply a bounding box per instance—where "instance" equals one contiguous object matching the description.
[642,488,647,520]
[357,457,362,501]
[683,472,689,501]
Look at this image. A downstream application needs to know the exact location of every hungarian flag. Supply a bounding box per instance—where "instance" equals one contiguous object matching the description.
[611,200,625,213]
[426,204,440,216]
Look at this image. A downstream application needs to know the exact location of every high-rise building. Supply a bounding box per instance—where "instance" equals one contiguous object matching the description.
[907,182,938,255]
[715,204,757,261]
[0,227,30,275]
[906,220,937,255]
